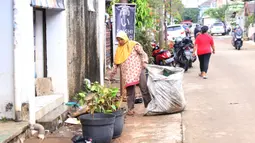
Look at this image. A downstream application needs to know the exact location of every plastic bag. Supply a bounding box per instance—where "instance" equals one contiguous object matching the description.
[145,65,186,116]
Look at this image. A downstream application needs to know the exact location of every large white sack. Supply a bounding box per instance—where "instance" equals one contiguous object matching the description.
[145,65,186,116]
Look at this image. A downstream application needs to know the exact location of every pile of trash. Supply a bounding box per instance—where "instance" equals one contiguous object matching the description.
[145,65,186,116]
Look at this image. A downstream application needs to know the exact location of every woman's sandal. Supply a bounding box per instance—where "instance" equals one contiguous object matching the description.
[122,96,127,102]
[126,110,135,116]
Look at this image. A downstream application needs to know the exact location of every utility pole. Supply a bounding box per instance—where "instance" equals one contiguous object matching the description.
[159,0,165,48]
[170,0,172,24]
[165,0,168,48]
[119,0,128,103]
[120,0,128,3]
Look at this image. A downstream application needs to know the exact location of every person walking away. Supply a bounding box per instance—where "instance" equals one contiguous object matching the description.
[193,26,215,79]
[109,31,151,116]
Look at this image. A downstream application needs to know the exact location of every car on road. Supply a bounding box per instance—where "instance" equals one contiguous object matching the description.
[189,23,197,35]
[167,24,186,40]
[210,22,226,36]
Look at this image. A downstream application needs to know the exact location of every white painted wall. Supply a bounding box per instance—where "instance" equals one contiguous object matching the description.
[248,25,255,40]
[0,0,14,119]
[97,0,106,86]
[46,10,69,102]
[13,0,35,121]
[203,17,217,27]
[35,11,45,78]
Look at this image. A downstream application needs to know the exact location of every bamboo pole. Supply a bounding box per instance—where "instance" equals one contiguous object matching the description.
[120,0,128,101]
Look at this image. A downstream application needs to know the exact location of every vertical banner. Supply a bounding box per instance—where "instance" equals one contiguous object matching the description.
[114,3,136,44]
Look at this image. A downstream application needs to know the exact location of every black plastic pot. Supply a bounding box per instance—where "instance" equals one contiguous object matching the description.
[79,113,116,143]
[112,110,125,139]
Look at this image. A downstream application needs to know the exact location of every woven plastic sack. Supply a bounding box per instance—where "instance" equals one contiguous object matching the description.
[145,65,186,116]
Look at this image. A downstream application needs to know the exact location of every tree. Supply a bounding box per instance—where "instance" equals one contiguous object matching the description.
[166,0,184,23]
[203,5,229,22]
[130,0,154,28]
[182,8,200,22]
[107,0,155,28]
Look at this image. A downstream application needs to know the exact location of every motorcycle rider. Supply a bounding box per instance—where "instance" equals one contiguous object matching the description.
[183,24,191,38]
[232,25,243,43]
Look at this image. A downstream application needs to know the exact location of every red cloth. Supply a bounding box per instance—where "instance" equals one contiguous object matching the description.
[195,34,214,55]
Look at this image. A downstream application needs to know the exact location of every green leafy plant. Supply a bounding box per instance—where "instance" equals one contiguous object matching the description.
[74,79,120,115]
[245,14,255,28]
[0,117,8,122]
[107,0,154,28]
[135,28,153,58]
[182,8,200,22]
[107,0,120,15]
[73,92,87,106]
[88,82,120,114]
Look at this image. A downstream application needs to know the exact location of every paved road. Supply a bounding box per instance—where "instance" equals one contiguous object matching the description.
[183,37,255,143]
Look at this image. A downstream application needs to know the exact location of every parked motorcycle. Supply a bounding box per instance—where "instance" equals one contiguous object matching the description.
[151,40,157,48]
[232,28,243,50]
[173,37,196,71]
[151,45,175,66]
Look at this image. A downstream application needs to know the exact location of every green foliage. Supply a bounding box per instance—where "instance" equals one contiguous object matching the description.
[204,5,229,22]
[107,0,120,15]
[74,79,120,115]
[133,0,154,28]
[73,91,87,106]
[245,14,255,28]
[166,0,184,21]
[135,28,153,58]
[107,0,155,28]
[0,117,7,122]
[182,8,200,22]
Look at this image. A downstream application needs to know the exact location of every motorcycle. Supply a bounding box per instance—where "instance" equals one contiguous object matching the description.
[232,29,243,50]
[151,45,175,66]
[173,37,196,71]
[151,40,157,48]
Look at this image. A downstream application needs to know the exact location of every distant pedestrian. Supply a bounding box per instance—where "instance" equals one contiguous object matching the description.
[194,24,201,39]
[193,26,215,79]
[109,31,151,116]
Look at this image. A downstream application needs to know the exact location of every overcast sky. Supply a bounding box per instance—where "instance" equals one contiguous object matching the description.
[182,0,208,8]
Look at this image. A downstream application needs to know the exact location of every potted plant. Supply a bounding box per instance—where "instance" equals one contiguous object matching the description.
[74,79,125,142]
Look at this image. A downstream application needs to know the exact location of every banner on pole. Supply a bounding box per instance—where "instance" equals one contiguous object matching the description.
[114,3,136,43]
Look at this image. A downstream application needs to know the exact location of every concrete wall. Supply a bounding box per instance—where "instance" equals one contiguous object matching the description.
[46,9,68,102]
[13,0,35,119]
[0,0,69,120]
[35,11,45,78]
[248,25,255,40]
[66,0,100,97]
[203,17,217,26]
[0,0,14,118]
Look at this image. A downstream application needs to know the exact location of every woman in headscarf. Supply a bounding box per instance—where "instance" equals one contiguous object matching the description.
[193,26,215,79]
[109,31,151,116]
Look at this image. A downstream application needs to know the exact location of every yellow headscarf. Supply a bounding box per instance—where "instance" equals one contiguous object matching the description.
[114,31,137,65]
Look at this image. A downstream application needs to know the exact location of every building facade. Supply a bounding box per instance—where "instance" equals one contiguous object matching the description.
[0,0,68,124]
[198,0,217,25]
[0,0,106,125]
